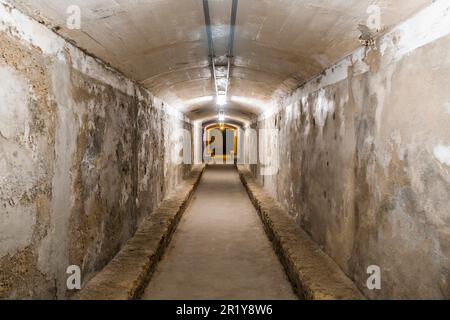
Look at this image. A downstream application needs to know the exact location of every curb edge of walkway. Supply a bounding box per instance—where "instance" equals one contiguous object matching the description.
[236,165,366,300]
[73,165,206,300]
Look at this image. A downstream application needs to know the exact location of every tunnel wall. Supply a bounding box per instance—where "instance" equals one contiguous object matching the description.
[0,3,191,299]
[254,2,450,299]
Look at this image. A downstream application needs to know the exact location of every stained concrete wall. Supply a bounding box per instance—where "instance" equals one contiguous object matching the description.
[254,1,450,299]
[0,3,191,299]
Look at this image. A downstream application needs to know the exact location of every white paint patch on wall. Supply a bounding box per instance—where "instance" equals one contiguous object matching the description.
[0,1,65,58]
[0,66,29,140]
[259,43,368,122]
[0,207,36,257]
[314,89,335,128]
[68,45,136,97]
[193,121,203,165]
[0,140,38,259]
[380,0,450,61]
[153,96,186,122]
[446,103,450,115]
[434,145,450,166]
[0,66,37,258]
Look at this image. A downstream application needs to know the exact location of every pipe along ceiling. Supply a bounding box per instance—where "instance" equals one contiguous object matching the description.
[202,0,238,126]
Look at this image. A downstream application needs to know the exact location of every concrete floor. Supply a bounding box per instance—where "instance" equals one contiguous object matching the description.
[142,165,297,300]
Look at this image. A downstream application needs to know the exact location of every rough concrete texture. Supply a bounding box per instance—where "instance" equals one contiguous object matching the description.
[2,0,449,301]
[237,166,364,300]
[252,1,450,299]
[0,2,192,299]
[143,165,297,300]
[74,166,204,300]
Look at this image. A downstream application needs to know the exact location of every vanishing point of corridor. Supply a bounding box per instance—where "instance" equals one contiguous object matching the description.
[143,165,296,300]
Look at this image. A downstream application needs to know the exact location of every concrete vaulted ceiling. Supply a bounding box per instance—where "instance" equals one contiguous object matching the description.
[6,0,430,124]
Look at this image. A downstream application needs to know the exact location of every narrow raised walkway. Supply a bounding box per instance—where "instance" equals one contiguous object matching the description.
[142,165,297,300]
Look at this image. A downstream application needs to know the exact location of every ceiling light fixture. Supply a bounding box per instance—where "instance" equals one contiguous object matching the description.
[217,92,227,106]
[218,110,225,121]
[203,0,238,110]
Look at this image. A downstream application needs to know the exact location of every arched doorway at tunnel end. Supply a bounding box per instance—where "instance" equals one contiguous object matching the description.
[204,123,238,164]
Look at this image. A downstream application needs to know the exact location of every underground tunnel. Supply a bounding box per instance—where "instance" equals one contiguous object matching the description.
[0,0,450,304]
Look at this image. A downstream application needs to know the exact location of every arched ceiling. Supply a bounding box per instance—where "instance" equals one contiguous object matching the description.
[6,0,430,123]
